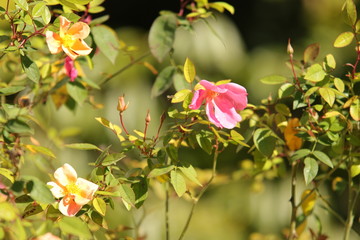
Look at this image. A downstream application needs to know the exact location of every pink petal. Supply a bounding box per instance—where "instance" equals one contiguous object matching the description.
[64,57,78,81]
[46,31,62,54]
[213,98,241,129]
[205,101,222,128]
[54,163,77,186]
[67,22,90,39]
[58,198,82,217]
[47,182,65,198]
[218,83,248,110]
[189,89,206,110]
[199,80,227,93]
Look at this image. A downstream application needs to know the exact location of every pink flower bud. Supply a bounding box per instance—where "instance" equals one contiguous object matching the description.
[117,95,129,112]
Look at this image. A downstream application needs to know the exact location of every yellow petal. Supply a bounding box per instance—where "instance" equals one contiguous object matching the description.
[62,45,79,60]
[70,39,92,56]
[59,16,71,37]
[67,22,90,39]
[45,31,62,54]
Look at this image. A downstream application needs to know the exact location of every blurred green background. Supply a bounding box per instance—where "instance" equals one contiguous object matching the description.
[2,0,359,239]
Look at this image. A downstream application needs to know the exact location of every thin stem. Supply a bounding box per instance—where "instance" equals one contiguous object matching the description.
[289,160,298,240]
[119,112,129,135]
[178,145,219,240]
[288,39,303,93]
[99,51,151,86]
[344,154,354,240]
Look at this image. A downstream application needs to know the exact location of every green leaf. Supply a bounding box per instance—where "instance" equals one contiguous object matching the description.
[148,165,175,178]
[118,184,135,210]
[303,43,319,64]
[209,2,235,14]
[151,66,176,97]
[291,149,311,161]
[350,98,360,121]
[148,14,177,62]
[65,143,102,151]
[184,57,196,83]
[102,153,125,166]
[351,164,360,178]
[179,164,202,187]
[25,144,56,158]
[253,128,277,157]
[58,216,92,238]
[275,103,291,116]
[333,31,354,48]
[25,177,55,204]
[170,170,186,197]
[32,2,51,24]
[334,78,345,92]
[260,75,287,85]
[278,83,295,98]
[68,0,92,4]
[319,87,336,107]
[22,203,43,218]
[93,197,106,216]
[0,168,14,183]
[0,202,18,221]
[313,151,333,168]
[0,86,25,95]
[132,177,148,208]
[21,55,40,83]
[303,157,318,185]
[172,89,192,103]
[14,0,28,10]
[346,0,357,25]
[92,25,120,64]
[196,132,213,155]
[325,54,336,69]
[304,64,326,82]
[5,119,33,134]
[66,81,87,105]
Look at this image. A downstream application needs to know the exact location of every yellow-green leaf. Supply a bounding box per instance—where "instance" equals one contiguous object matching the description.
[0,168,14,183]
[346,0,357,25]
[172,89,192,103]
[319,87,336,107]
[350,98,360,121]
[93,197,106,216]
[208,2,235,14]
[351,164,360,178]
[304,64,326,82]
[334,78,345,92]
[301,189,317,216]
[325,54,336,69]
[334,31,354,48]
[184,57,196,83]
[260,75,287,85]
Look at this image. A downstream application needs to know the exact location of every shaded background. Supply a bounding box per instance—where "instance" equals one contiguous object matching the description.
[8,0,358,239]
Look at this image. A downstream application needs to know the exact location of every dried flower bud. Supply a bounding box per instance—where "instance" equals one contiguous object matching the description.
[287,38,294,55]
[117,95,129,113]
[145,110,151,123]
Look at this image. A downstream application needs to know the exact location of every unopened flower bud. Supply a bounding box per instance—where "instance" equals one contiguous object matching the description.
[145,110,151,123]
[287,38,294,55]
[117,95,129,112]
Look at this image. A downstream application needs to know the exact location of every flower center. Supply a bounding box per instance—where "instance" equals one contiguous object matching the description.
[61,34,75,48]
[207,91,219,100]
[65,182,80,195]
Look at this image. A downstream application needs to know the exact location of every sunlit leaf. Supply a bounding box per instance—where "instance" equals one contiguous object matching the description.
[351,164,360,178]
[93,197,106,216]
[301,189,316,216]
[24,177,55,204]
[179,164,202,187]
[184,57,196,83]
[65,143,102,151]
[22,203,43,218]
[291,149,311,161]
[333,31,354,48]
[303,43,319,64]
[25,144,56,158]
[14,0,28,10]
[148,165,175,178]
[350,98,360,121]
[334,78,345,92]
[118,184,135,210]
[304,64,326,82]
[172,89,192,103]
[148,14,177,62]
[346,0,357,25]
[325,54,336,69]
[0,86,25,95]
[170,170,186,197]
[319,87,336,107]
[260,75,287,85]
[209,2,235,14]
[0,168,14,183]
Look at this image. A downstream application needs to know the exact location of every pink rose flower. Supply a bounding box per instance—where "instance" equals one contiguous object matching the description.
[64,56,78,82]
[46,16,92,60]
[189,80,248,129]
[47,163,98,217]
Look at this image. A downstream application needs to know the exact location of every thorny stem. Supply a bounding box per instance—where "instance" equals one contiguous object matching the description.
[289,160,298,240]
[154,112,166,143]
[178,142,219,240]
[100,51,151,86]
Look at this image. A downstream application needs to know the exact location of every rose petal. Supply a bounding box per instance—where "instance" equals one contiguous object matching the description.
[199,80,227,93]
[58,198,82,217]
[205,101,222,128]
[67,22,90,39]
[189,89,206,110]
[54,163,77,186]
[62,45,79,60]
[59,16,71,37]
[75,177,98,204]
[46,31,62,54]
[70,39,92,56]
[47,182,65,198]
[64,57,78,81]
[213,98,241,129]
[219,83,248,110]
